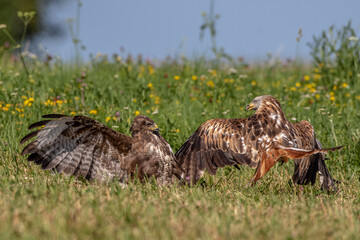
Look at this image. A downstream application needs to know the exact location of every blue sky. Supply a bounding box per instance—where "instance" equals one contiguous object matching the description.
[38,0,360,61]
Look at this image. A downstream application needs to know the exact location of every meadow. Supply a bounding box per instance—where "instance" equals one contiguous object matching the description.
[0,30,360,239]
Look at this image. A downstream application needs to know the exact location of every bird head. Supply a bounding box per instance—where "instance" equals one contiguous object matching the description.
[130,115,159,135]
[246,95,280,112]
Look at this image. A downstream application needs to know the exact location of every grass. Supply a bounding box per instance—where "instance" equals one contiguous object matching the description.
[0,53,359,239]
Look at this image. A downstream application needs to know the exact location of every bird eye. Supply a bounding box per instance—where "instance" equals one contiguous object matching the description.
[147,122,152,126]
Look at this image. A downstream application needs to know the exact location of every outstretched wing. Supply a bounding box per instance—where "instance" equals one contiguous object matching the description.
[176,118,263,184]
[20,114,132,182]
[291,121,339,191]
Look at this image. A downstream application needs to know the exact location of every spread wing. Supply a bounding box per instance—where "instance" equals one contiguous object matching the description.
[176,116,344,185]
[176,117,264,184]
[20,114,132,182]
[291,121,339,191]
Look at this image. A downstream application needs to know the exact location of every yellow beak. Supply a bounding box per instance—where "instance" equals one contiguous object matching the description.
[246,103,255,111]
[148,124,159,132]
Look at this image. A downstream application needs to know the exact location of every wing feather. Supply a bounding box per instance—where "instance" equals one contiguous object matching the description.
[291,121,339,191]
[176,118,262,183]
[20,115,132,182]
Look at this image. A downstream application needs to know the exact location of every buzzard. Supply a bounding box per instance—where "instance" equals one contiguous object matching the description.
[20,114,184,185]
[176,95,344,187]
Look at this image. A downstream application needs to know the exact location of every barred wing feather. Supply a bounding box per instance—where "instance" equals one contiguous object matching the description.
[20,114,132,182]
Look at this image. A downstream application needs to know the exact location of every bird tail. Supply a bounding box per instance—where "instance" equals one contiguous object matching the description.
[277,145,345,159]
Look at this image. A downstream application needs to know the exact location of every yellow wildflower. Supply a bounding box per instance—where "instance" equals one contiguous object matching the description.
[315,94,320,100]
[148,83,153,89]
[290,87,296,91]
[313,74,321,80]
[356,96,360,100]
[251,80,256,86]
[295,82,301,87]
[2,107,9,111]
[342,83,348,88]
[132,98,137,103]
[105,117,111,122]
[207,81,215,88]
[149,94,154,98]
[146,110,150,114]
[192,75,198,81]
[330,92,335,96]
[21,95,27,100]
[70,111,77,116]
[332,85,337,90]
[304,75,310,81]
[116,56,122,62]
[330,96,335,101]
[176,129,180,133]
[24,97,34,107]
[89,110,98,115]
[24,100,32,107]
[135,111,140,116]
[174,75,180,80]
[209,69,217,77]
[148,65,154,75]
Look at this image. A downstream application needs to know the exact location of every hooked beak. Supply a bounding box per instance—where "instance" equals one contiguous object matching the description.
[148,124,159,133]
[246,103,255,111]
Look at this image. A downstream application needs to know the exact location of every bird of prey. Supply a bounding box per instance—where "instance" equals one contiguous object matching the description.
[20,114,184,185]
[176,95,344,186]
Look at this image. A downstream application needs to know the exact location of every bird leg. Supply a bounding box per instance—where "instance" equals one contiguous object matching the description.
[247,153,277,187]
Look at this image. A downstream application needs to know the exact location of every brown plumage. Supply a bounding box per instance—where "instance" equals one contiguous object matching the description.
[20,114,184,185]
[291,121,339,191]
[176,95,344,186]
